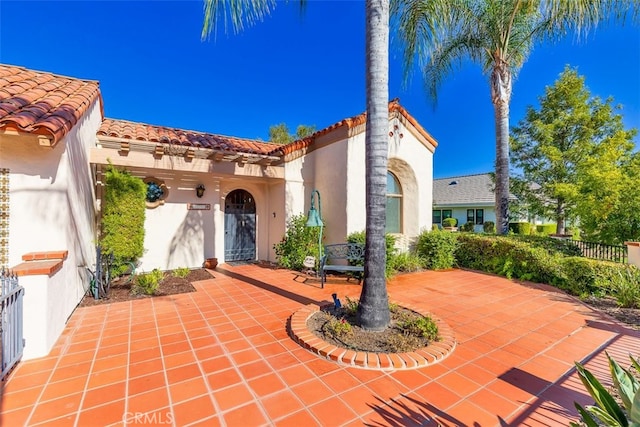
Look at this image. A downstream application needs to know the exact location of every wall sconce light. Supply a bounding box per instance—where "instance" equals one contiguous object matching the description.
[196,184,205,198]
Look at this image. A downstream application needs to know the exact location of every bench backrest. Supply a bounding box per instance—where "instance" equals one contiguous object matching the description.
[323,243,365,264]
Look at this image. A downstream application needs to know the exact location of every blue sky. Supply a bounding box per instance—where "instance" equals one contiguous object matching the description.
[1,1,638,178]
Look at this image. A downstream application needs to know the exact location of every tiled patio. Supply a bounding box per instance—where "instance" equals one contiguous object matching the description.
[2,264,639,426]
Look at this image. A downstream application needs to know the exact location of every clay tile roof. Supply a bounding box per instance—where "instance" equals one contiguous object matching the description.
[273,99,437,157]
[98,118,280,156]
[0,64,103,145]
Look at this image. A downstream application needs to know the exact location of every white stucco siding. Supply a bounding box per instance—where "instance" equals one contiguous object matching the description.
[387,121,434,236]
[314,138,349,245]
[1,100,100,278]
[346,132,367,238]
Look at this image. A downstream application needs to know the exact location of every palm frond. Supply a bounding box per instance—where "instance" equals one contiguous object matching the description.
[202,0,277,39]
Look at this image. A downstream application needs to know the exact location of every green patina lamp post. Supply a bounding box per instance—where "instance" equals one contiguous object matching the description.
[306,190,323,275]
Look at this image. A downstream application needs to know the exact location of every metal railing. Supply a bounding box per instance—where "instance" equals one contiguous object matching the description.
[1,269,24,379]
[572,240,628,263]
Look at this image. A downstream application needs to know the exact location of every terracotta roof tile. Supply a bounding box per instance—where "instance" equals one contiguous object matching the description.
[0,64,103,145]
[98,118,280,156]
[274,99,437,156]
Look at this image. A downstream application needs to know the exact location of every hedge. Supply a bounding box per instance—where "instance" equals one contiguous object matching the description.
[508,222,532,235]
[415,229,458,270]
[455,233,637,297]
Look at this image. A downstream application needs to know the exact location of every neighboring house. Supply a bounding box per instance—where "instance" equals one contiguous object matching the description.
[0,64,438,358]
[432,173,496,231]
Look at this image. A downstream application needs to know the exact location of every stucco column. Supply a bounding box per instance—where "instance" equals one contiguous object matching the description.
[626,242,640,268]
[212,180,224,263]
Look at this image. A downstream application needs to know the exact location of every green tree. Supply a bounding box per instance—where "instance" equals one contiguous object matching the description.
[202,0,392,330]
[269,123,316,144]
[392,0,637,235]
[511,66,638,244]
[577,139,640,245]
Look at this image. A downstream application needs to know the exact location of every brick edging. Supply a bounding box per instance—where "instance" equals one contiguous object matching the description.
[289,303,456,371]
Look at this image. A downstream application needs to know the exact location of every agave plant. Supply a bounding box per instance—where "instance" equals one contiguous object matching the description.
[572,352,640,426]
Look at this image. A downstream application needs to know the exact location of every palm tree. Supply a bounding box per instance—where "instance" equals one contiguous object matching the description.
[392,0,638,235]
[357,0,391,331]
[202,0,391,330]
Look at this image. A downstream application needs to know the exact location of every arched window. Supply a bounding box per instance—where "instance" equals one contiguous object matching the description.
[386,172,402,233]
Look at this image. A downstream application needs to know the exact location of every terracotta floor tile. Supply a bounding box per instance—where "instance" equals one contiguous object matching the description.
[128,357,164,379]
[86,365,127,390]
[127,387,170,414]
[261,389,304,420]
[212,383,255,411]
[169,377,209,404]
[366,376,409,402]
[222,402,267,426]
[436,371,483,398]
[414,381,461,410]
[230,348,261,365]
[309,396,358,426]
[321,370,362,392]
[200,355,233,373]
[129,347,162,364]
[128,371,167,396]
[28,392,83,425]
[0,406,33,426]
[172,395,217,426]
[264,352,299,370]
[49,362,92,383]
[468,387,521,419]
[274,409,321,427]
[291,379,334,406]
[338,386,379,415]
[166,363,203,384]
[276,364,316,387]
[207,368,243,390]
[81,381,127,409]
[37,375,85,403]
[2,385,44,411]
[92,353,129,372]
[248,372,287,397]
[238,359,272,380]
[76,399,126,427]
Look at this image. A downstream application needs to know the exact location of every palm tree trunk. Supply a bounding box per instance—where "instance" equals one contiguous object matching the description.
[491,63,512,235]
[357,0,391,332]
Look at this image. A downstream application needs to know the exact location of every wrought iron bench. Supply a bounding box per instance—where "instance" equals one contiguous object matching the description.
[320,243,365,288]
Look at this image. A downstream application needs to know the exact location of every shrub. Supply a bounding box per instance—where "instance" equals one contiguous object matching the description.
[101,166,147,276]
[609,267,640,308]
[535,223,557,236]
[346,231,397,277]
[415,229,458,270]
[461,222,475,232]
[456,234,561,284]
[572,353,640,426]
[508,222,532,235]
[172,267,190,278]
[510,235,583,257]
[397,313,439,341]
[442,217,457,228]
[388,251,424,273]
[274,214,322,271]
[483,221,496,233]
[133,269,164,295]
[555,257,633,297]
[325,317,352,338]
[344,296,359,316]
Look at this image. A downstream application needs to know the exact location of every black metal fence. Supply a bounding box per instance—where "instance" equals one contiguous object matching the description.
[572,240,628,263]
[1,269,24,379]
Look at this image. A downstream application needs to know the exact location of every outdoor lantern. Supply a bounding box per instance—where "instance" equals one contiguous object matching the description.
[306,189,323,276]
[196,184,205,198]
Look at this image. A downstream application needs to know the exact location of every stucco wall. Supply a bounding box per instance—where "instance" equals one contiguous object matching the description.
[138,171,285,270]
[344,120,434,242]
[0,100,101,359]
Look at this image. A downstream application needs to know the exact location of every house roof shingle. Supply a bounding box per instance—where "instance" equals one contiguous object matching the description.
[433,173,495,207]
[98,118,280,156]
[0,64,103,146]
